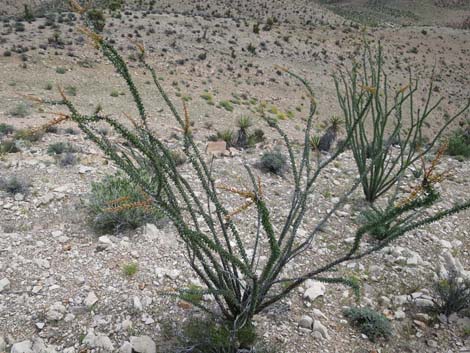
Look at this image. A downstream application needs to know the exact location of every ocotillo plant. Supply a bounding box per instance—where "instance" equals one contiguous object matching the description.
[37,3,470,350]
[335,43,470,203]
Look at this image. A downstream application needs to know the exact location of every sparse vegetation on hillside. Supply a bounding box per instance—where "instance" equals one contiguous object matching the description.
[41,12,470,350]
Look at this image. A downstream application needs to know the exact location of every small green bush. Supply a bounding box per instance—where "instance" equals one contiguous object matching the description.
[200,92,214,105]
[45,125,58,133]
[259,149,287,175]
[359,206,393,241]
[9,103,31,118]
[432,270,470,317]
[0,140,21,154]
[87,174,163,234]
[0,176,30,195]
[344,307,392,342]
[247,128,265,147]
[56,67,67,74]
[219,100,234,112]
[47,141,76,155]
[0,123,15,136]
[216,129,234,147]
[122,262,138,277]
[446,129,470,159]
[170,149,187,166]
[14,129,43,142]
[65,86,77,96]
[86,9,106,32]
[64,127,78,135]
[177,317,259,352]
[58,152,78,167]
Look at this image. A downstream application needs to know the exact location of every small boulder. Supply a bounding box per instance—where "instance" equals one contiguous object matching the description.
[83,332,114,352]
[11,340,33,353]
[84,291,98,308]
[0,278,10,292]
[130,336,156,353]
[298,315,313,329]
[313,320,330,340]
[303,280,325,302]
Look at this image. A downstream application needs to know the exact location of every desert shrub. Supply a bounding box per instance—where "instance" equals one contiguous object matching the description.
[9,102,31,118]
[0,140,21,154]
[247,128,265,147]
[56,67,66,74]
[359,206,392,240]
[170,149,187,166]
[47,141,76,155]
[219,100,234,112]
[107,0,123,11]
[446,128,470,159]
[432,270,470,317]
[23,5,34,21]
[58,152,78,167]
[216,129,234,146]
[45,16,470,351]
[0,123,15,136]
[336,43,469,202]
[122,262,138,276]
[247,43,256,54]
[172,317,262,353]
[86,9,106,32]
[201,92,214,105]
[259,149,287,175]
[0,176,30,195]
[45,125,58,133]
[65,85,77,96]
[64,127,78,135]
[15,22,25,32]
[87,174,163,234]
[14,129,43,142]
[344,307,392,342]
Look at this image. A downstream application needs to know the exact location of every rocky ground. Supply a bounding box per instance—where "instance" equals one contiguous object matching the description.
[1,1,470,353]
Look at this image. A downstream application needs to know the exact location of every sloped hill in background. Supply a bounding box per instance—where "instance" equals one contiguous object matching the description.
[1,0,469,27]
[319,0,470,27]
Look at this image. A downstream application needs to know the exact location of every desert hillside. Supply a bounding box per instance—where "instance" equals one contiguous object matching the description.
[0,1,469,353]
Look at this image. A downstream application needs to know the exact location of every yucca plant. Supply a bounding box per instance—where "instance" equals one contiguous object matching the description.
[234,116,252,148]
[37,6,470,351]
[318,116,343,152]
[335,42,470,203]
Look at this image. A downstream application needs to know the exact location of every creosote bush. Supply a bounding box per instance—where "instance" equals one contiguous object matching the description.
[41,10,470,351]
[344,307,392,342]
[87,174,164,234]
